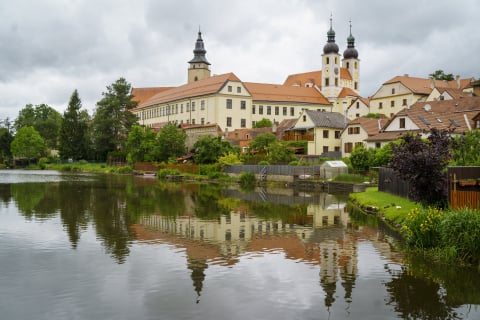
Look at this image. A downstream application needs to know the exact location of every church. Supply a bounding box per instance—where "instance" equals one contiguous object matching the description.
[131,18,361,132]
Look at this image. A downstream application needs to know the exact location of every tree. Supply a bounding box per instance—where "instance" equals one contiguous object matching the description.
[0,118,13,162]
[14,104,62,150]
[249,133,277,154]
[193,136,234,164]
[11,126,46,162]
[429,70,454,81]
[92,78,138,161]
[156,123,186,162]
[266,141,296,164]
[389,129,452,207]
[59,90,90,160]
[126,125,158,162]
[450,130,480,165]
[254,118,273,128]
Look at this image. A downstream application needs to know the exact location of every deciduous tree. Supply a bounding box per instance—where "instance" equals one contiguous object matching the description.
[156,123,186,162]
[193,136,234,164]
[11,126,46,162]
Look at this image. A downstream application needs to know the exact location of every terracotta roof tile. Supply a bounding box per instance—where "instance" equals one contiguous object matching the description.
[283,68,353,87]
[366,130,415,142]
[383,75,473,95]
[338,87,360,98]
[348,117,388,135]
[134,73,241,109]
[131,87,174,105]
[243,82,330,105]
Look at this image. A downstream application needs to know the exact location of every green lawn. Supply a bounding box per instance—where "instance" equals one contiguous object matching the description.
[349,187,420,225]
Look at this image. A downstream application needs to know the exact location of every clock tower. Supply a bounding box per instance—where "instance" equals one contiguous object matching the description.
[321,15,341,99]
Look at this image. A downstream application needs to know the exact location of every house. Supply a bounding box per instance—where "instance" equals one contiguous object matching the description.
[365,96,480,148]
[341,116,389,157]
[369,75,474,118]
[284,110,347,157]
[181,123,223,151]
[132,19,363,132]
[346,97,370,120]
[225,127,273,153]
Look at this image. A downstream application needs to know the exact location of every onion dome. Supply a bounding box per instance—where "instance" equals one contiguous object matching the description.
[343,22,358,59]
[189,30,210,65]
[323,16,339,54]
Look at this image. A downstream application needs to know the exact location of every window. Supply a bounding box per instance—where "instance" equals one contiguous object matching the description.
[399,117,406,129]
[252,121,256,127]
[335,131,341,139]
[355,142,363,148]
[267,106,271,115]
[335,78,338,86]
[392,88,395,94]
[290,107,294,116]
[186,103,190,112]
[275,106,279,115]
[192,119,195,124]
[375,142,381,148]
[241,118,246,128]
[201,100,205,110]
[252,105,256,114]
[356,113,360,118]
[402,99,407,106]
[334,57,338,64]
[323,146,329,153]
[283,107,287,116]
[201,118,205,125]
[181,104,183,113]
[228,85,232,92]
[391,100,395,107]
[240,100,246,110]
[379,102,383,109]
[354,62,358,68]
[354,82,358,90]
[226,117,232,127]
[259,105,263,115]
[303,115,306,122]
[325,78,330,86]
[334,146,340,152]
[356,102,360,109]
[192,101,196,111]
[326,57,330,64]
[226,99,232,109]
[344,142,353,153]
[237,86,241,93]
[346,62,350,69]
[323,130,329,138]
[348,127,360,134]
[175,105,178,114]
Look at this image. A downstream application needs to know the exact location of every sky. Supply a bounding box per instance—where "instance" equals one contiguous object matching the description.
[1,0,479,121]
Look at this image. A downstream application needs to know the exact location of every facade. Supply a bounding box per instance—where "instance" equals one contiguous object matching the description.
[369,75,474,118]
[341,117,388,157]
[346,97,370,120]
[285,110,346,156]
[131,20,361,133]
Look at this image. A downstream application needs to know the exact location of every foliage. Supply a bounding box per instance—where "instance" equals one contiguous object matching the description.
[254,118,273,128]
[258,160,270,165]
[0,127,13,160]
[285,140,307,154]
[14,103,62,150]
[429,69,454,81]
[364,113,381,119]
[249,133,277,154]
[156,123,186,162]
[239,171,256,188]
[59,90,90,160]
[126,125,158,163]
[193,136,234,164]
[439,208,480,263]
[401,207,443,249]
[10,126,46,161]
[218,152,243,166]
[389,129,452,207]
[266,141,296,164]
[450,130,480,165]
[157,168,181,179]
[91,78,138,161]
[350,144,392,171]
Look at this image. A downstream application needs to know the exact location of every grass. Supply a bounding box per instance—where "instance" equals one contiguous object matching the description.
[349,186,419,225]
[45,162,132,174]
[332,173,369,184]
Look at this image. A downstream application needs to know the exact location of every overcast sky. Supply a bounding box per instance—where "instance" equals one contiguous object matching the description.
[1,0,479,121]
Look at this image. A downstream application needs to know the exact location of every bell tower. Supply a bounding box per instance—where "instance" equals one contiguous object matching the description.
[188,30,211,83]
[321,15,341,99]
[342,21,360,93]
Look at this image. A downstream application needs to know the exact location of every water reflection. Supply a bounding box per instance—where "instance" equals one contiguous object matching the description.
[1,171,479,319]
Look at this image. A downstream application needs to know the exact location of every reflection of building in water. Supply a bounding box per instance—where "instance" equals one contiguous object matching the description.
[133,191,399,308]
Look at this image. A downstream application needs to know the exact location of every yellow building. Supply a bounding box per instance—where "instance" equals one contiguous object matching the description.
[131,21,361,132]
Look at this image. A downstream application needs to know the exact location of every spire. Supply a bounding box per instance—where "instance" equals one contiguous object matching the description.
[323,14,339,54]
[189,28,210,65]
[343,20,359,59]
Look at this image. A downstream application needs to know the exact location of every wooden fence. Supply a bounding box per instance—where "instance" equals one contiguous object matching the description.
[448,167,480,209]
[378,167,411,199]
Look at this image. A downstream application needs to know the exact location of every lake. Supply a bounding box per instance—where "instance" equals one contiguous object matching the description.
[1,170,479,320]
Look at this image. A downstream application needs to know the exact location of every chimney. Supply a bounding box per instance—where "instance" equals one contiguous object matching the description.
[456,75,460,89]
[430,77,435,89]
[404,74,409,77]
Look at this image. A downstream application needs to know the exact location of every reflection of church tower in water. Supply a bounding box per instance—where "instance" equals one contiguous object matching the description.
[187,257,208,303]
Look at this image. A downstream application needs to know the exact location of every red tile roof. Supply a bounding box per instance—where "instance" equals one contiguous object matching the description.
[382,75,473,95]
[243,82,330,105]
[283,68,353,87]
[131,87,174,106]
[347,117,389,136]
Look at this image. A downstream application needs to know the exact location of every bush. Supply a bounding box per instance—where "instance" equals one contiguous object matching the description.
[116,166,133,174]
[38,157,49,170]
[239,172,256,187]
[439,208,480,263]
[401,207,443,249]
[289,161,299,166]
[157,168,181,179]
[258,160,270,165]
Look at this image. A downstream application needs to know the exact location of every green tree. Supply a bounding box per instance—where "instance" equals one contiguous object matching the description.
[349,144,372,171]
[156,123,186,162]
[266,141,296,164]
[14,104,62,150]
[59,90,90,160]
[126,125,158,162]
[254,118,273,128]
[193,136,234,164]
[0,127,13,161]
[249,133,277,155]
[451,130,480,165]
[11,126,46,162]
[92,78,138,160]
[429,70,454,81]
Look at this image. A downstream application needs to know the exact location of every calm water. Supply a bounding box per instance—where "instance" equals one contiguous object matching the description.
[1,170,479,320]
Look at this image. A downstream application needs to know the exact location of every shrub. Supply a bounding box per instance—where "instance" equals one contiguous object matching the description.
[401,207,443,249]
[116,166,133,174]
[239,172,256,187]
[439,208,480,263]
[333,173,368,184]
[38,157,49,170]
[157,168,181,179]
[289,161,299,166]
[258,160,270,165]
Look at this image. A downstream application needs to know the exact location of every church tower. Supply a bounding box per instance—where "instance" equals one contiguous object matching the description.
[342,21,360,93]
[321,16,341,99]
[188,30,211,83]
